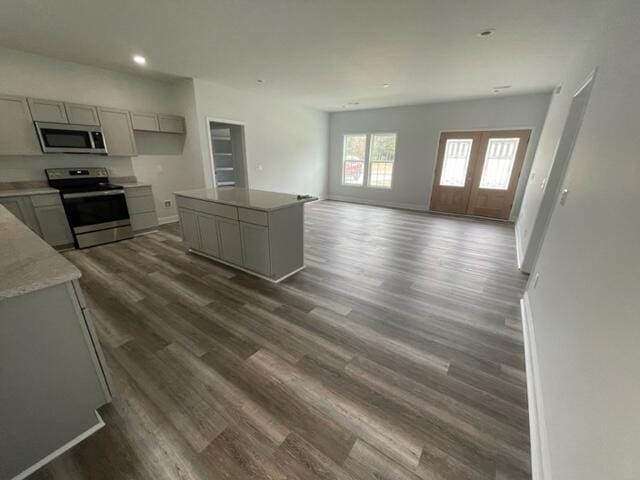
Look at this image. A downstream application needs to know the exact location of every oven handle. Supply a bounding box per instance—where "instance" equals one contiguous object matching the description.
[63,189,126,199]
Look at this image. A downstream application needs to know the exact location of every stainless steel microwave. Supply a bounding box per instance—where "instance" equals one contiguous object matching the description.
[35,122,107,154]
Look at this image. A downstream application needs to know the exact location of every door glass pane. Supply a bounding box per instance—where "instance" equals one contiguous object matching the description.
[479,138,520,190]
[368,133,396,188]
[440,139,473,186]
[342,134,367,185]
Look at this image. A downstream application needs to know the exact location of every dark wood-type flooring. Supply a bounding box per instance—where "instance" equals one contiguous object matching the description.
[29,200,530,480]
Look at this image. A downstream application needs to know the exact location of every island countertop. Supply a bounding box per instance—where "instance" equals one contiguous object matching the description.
[0,204,80,300]
[174,187,317,212]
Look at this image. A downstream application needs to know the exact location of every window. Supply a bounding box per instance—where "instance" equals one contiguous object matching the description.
[440,138,473,187]
[479,137,520,189]
[342,134,367,186]
[341,133,397,188]
[368,133,397,188]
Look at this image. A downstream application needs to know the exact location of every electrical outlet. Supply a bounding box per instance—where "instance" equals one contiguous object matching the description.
[163,200,172,208]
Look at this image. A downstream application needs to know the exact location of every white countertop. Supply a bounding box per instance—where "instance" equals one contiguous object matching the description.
[0,187,59,198]
[174,187,317,211]
[0,205,80,300]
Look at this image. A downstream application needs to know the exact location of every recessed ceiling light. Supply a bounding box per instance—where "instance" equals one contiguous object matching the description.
[133,55,146,65]
[383,84,390,88]
[477,29,495,38]
[347,101,360,106]
[493,85,512,90]
[257,79,264,84]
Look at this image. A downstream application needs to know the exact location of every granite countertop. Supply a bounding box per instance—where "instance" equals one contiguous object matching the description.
[174,187,318,211]
[118,182,152,188]
[0,205,80,300]
[0,187,59,198]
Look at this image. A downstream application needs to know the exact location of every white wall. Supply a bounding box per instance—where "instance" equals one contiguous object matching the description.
[0,46,195,221]
[521,1,640,478]
[328,93,551,217]
[192,78,329,198]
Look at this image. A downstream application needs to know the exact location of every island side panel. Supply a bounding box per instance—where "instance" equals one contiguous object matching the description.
[268,204,304,280]
[0,282,106,480]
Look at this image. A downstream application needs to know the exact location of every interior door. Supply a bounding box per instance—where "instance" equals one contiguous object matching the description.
[431,129,530,219]
[467,130,530,219]
[430,131,482,214]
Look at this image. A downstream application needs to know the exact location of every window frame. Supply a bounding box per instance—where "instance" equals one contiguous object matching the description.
[340,132,398,189]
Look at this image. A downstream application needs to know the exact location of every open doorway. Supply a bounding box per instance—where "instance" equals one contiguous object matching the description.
[207,118,248,188]
[430,129,531,220]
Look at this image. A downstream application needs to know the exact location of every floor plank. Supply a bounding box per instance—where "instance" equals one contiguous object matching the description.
[28,200,530,480]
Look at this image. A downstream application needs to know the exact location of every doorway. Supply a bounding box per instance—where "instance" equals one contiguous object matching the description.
[207,119,248,188]
[430,129,531,220]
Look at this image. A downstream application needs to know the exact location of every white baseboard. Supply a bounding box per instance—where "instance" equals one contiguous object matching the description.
[327,195,427,212]
[521,293,552,480]
[12,411,105,480]
[158,214,179,225]
[515,221,524,270]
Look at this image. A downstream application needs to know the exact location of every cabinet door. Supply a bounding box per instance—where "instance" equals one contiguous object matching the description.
[97,107,137,156]
[34,205,74,246]
[196,213,220,257]
[0,95,42,155]
[216,217,243,265]
[130,112,160,132]
[27,98,69,123]
[158,115,185,134]
[240,222,271,276]
[0,196,41,235]
[65,103,100,126]
[179,208,200,250]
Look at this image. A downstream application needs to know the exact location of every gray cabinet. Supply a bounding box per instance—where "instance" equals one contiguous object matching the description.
[240,222,271,276]
[0,196,41,235]
[130,112,160,132]
[0,95,42,155]
[197,214,220,257]
[179,208,200,250]
[65,103,100,126]
[27,98,69,123]
[97,107,137,156]
[158,114,185,134]
[124,185,158,233]
[216,218,243,265]
[33,205,74,247]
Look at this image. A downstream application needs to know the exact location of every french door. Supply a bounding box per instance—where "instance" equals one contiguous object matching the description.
[430,129,530,219]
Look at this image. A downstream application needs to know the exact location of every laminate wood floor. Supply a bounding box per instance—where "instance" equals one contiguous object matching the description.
[29,200,530,480]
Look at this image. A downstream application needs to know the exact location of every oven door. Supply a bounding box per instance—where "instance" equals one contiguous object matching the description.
[62,190,131,234]
[35,122,107,154]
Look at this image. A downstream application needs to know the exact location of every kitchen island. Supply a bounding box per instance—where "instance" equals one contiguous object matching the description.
[175,187,317,282]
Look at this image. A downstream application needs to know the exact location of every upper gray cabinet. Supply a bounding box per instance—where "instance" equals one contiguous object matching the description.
[27,98,69,123]
[158,114,185,134]
[130,112,160,132]
[0,95,42,155]
[65,103,100,126]
[97,107,137,156]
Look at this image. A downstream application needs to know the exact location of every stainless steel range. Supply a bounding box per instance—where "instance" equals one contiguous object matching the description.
[46,168,133,248]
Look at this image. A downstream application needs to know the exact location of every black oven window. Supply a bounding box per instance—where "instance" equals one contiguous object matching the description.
[43,129,92,148]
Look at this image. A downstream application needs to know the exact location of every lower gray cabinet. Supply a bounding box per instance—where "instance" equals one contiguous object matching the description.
[197,213,219,257]
[216,217,243,265]
[179,208,200,250]
[0,196,41,236]
[34,205,73,247]
[240,222,271,276]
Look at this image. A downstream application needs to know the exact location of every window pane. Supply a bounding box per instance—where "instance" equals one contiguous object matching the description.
[440,139,473,186]
[479,138,520,190]
[342,134,366,185]
[368,133,396,188]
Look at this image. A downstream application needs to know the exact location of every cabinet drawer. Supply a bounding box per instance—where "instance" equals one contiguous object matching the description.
[175,196,238,220]
[130,211,158,232]
[238,207,268,226]
[124,185,153,198]
[126,195,155,214]
[31,193,62,207]
[131,112,160,132]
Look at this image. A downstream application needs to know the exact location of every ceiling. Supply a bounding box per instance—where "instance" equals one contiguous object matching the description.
[0,0,607,111]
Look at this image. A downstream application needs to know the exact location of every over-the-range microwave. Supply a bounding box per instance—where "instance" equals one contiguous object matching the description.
[34,122,108,154]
